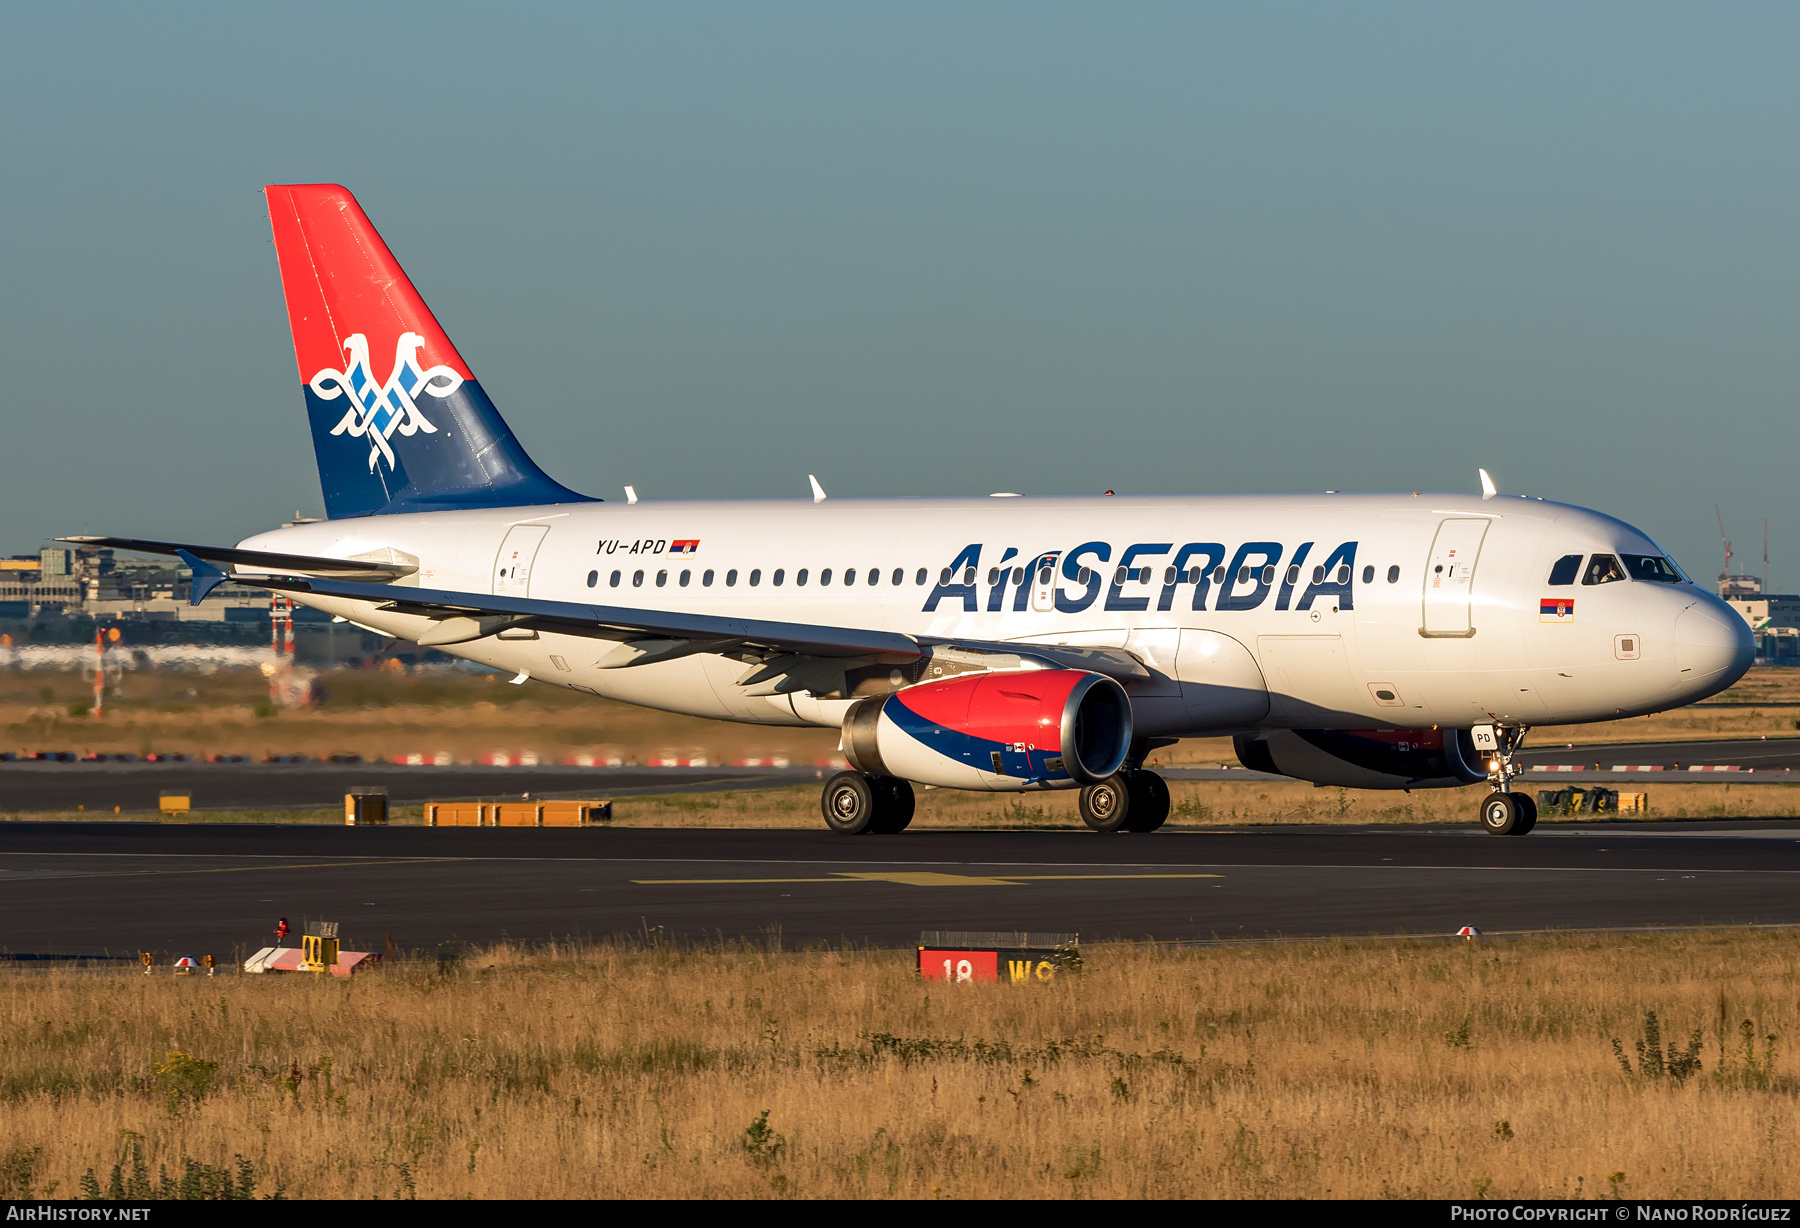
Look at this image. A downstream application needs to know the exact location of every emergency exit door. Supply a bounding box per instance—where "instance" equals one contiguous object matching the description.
[493,524,551,598]
[1421,518,1489,636]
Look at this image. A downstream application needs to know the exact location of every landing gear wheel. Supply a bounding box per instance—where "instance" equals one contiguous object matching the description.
[1123,770,1170,833]
[1478,792,1529,836]
[1080,775,1132,833]
[870,777,915,834]
[1513,791,1537,835]
[821,771,879,835]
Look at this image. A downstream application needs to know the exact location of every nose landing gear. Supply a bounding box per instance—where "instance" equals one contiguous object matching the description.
[1474,723,1536,836]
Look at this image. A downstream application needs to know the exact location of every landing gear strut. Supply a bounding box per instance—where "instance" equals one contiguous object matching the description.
[821,771,915,835]
[1475,724,1536,836]
[1079,769,1170,833]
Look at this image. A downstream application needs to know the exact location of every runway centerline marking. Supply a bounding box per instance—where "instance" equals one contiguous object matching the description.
[632,871,1226,887]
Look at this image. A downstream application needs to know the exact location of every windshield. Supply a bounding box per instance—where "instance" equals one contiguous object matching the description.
[1621,554,1685,584]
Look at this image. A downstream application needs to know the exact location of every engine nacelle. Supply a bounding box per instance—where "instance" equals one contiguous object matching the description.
[842,669,1132,792]
[1234,728,1487,790]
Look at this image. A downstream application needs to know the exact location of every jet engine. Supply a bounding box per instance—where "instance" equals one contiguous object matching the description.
[1233,728,1487,789]
[842,669,1132,792]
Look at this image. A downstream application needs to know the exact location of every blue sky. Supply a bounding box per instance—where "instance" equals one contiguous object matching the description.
[1,4,1794,583]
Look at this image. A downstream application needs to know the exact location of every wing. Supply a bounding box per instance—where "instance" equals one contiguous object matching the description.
[90,538,1151,694]
[58,536,417,581]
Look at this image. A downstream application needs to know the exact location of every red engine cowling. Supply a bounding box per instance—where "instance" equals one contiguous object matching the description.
[842,669,1132,792]
[1233,728,1487,789]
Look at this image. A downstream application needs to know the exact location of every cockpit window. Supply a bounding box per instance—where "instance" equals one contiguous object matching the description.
[1621,554,1684,584]
[1547,554,1582,586]
[1582,553,1626,585]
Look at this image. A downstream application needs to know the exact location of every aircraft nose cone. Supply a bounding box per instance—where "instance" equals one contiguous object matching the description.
[1674,602,1755,693]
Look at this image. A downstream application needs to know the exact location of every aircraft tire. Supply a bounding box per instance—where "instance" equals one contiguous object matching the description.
[1478,792,1527,836]
[1080,776,1133,833]
[1123,770,1171,832]
[821,771,880,835]
[1513,791,1537,835]
[870,777,916,834]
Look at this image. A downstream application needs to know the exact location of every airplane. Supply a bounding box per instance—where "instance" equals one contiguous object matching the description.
[67,183,1755,837]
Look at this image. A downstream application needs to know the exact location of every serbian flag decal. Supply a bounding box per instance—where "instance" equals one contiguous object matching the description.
[1540,597,1575,623]
[670,540,700,556]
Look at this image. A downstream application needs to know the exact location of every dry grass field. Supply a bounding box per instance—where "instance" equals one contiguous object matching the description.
[6,664,1800,768]
[0,934,1795,1199]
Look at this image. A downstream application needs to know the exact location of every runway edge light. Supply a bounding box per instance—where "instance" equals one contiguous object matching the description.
[1457,926,1482,940]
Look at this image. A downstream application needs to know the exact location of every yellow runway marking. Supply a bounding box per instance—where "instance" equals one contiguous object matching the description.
[632,871,1224,888]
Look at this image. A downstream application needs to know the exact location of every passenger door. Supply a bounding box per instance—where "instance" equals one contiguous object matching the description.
[1421,519,1489,637]
[493,524,551,598]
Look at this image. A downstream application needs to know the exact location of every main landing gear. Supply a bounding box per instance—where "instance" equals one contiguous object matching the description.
[1475,724,1536,836]
[1079,769,1171,833]
[820,771,915,835]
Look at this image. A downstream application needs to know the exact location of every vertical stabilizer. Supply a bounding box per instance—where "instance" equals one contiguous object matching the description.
[264,184,594,518]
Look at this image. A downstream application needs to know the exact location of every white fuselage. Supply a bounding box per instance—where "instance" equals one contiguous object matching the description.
[241,491,1752,736]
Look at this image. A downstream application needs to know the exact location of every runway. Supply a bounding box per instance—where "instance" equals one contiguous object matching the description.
[5,736,1798,818]
[0,761,818,813]
[3,820,1798,958]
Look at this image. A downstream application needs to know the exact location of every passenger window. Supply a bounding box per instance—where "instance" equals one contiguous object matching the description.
[656,570,668,587]
[963,567,976,585]
[1012,567,1024,585]
[796,569,808,586]
[1114,566,1128,585]
[1582,554,1624,586]
[1387,565,1399,584]
[726,569,738,586]
[679,570,690,587]
[845,568,856,585]
[586,570,598,588]
[940,568,952,584]
[1547,554,1582,586]
[1361,565,1373,584]
[1260,565,1274,584]
[749,569,761,587]
[915,568,927,585]
[820,569,831,586]
[632,570,644,588]
[1212,566,1225,585]
[1285,565,1298,585]
[1237,566,1249,584]
[703,569,714,587]
[610,570,621,587]
[1187,567,1201,584]
[1336,565,1349,584]
[1312,565,1324,583]
[893,568,904,586]
[1078,567,1092,585]
[773,569,785,586]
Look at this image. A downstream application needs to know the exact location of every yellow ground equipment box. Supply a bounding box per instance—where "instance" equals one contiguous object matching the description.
[424,800,612,827]
[159,792,190,814]
[301,921,339,973]
[344,786,388,825]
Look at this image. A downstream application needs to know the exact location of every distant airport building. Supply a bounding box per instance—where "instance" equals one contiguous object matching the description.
[1718,574,1800,664]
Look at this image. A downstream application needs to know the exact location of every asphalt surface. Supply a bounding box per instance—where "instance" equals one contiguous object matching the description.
[0,762,819,813]
[6,736,1799,818]
[3,820,1799,958]
[1518,737,1800,770]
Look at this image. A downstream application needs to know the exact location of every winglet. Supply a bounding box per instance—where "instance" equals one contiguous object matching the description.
[809,475,827,503]
[1478,468,1498,500]
[176,550,232,605]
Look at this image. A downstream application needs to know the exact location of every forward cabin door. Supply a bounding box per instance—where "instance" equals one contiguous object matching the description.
[1421,518,1489,637]
[493,524,551,598]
